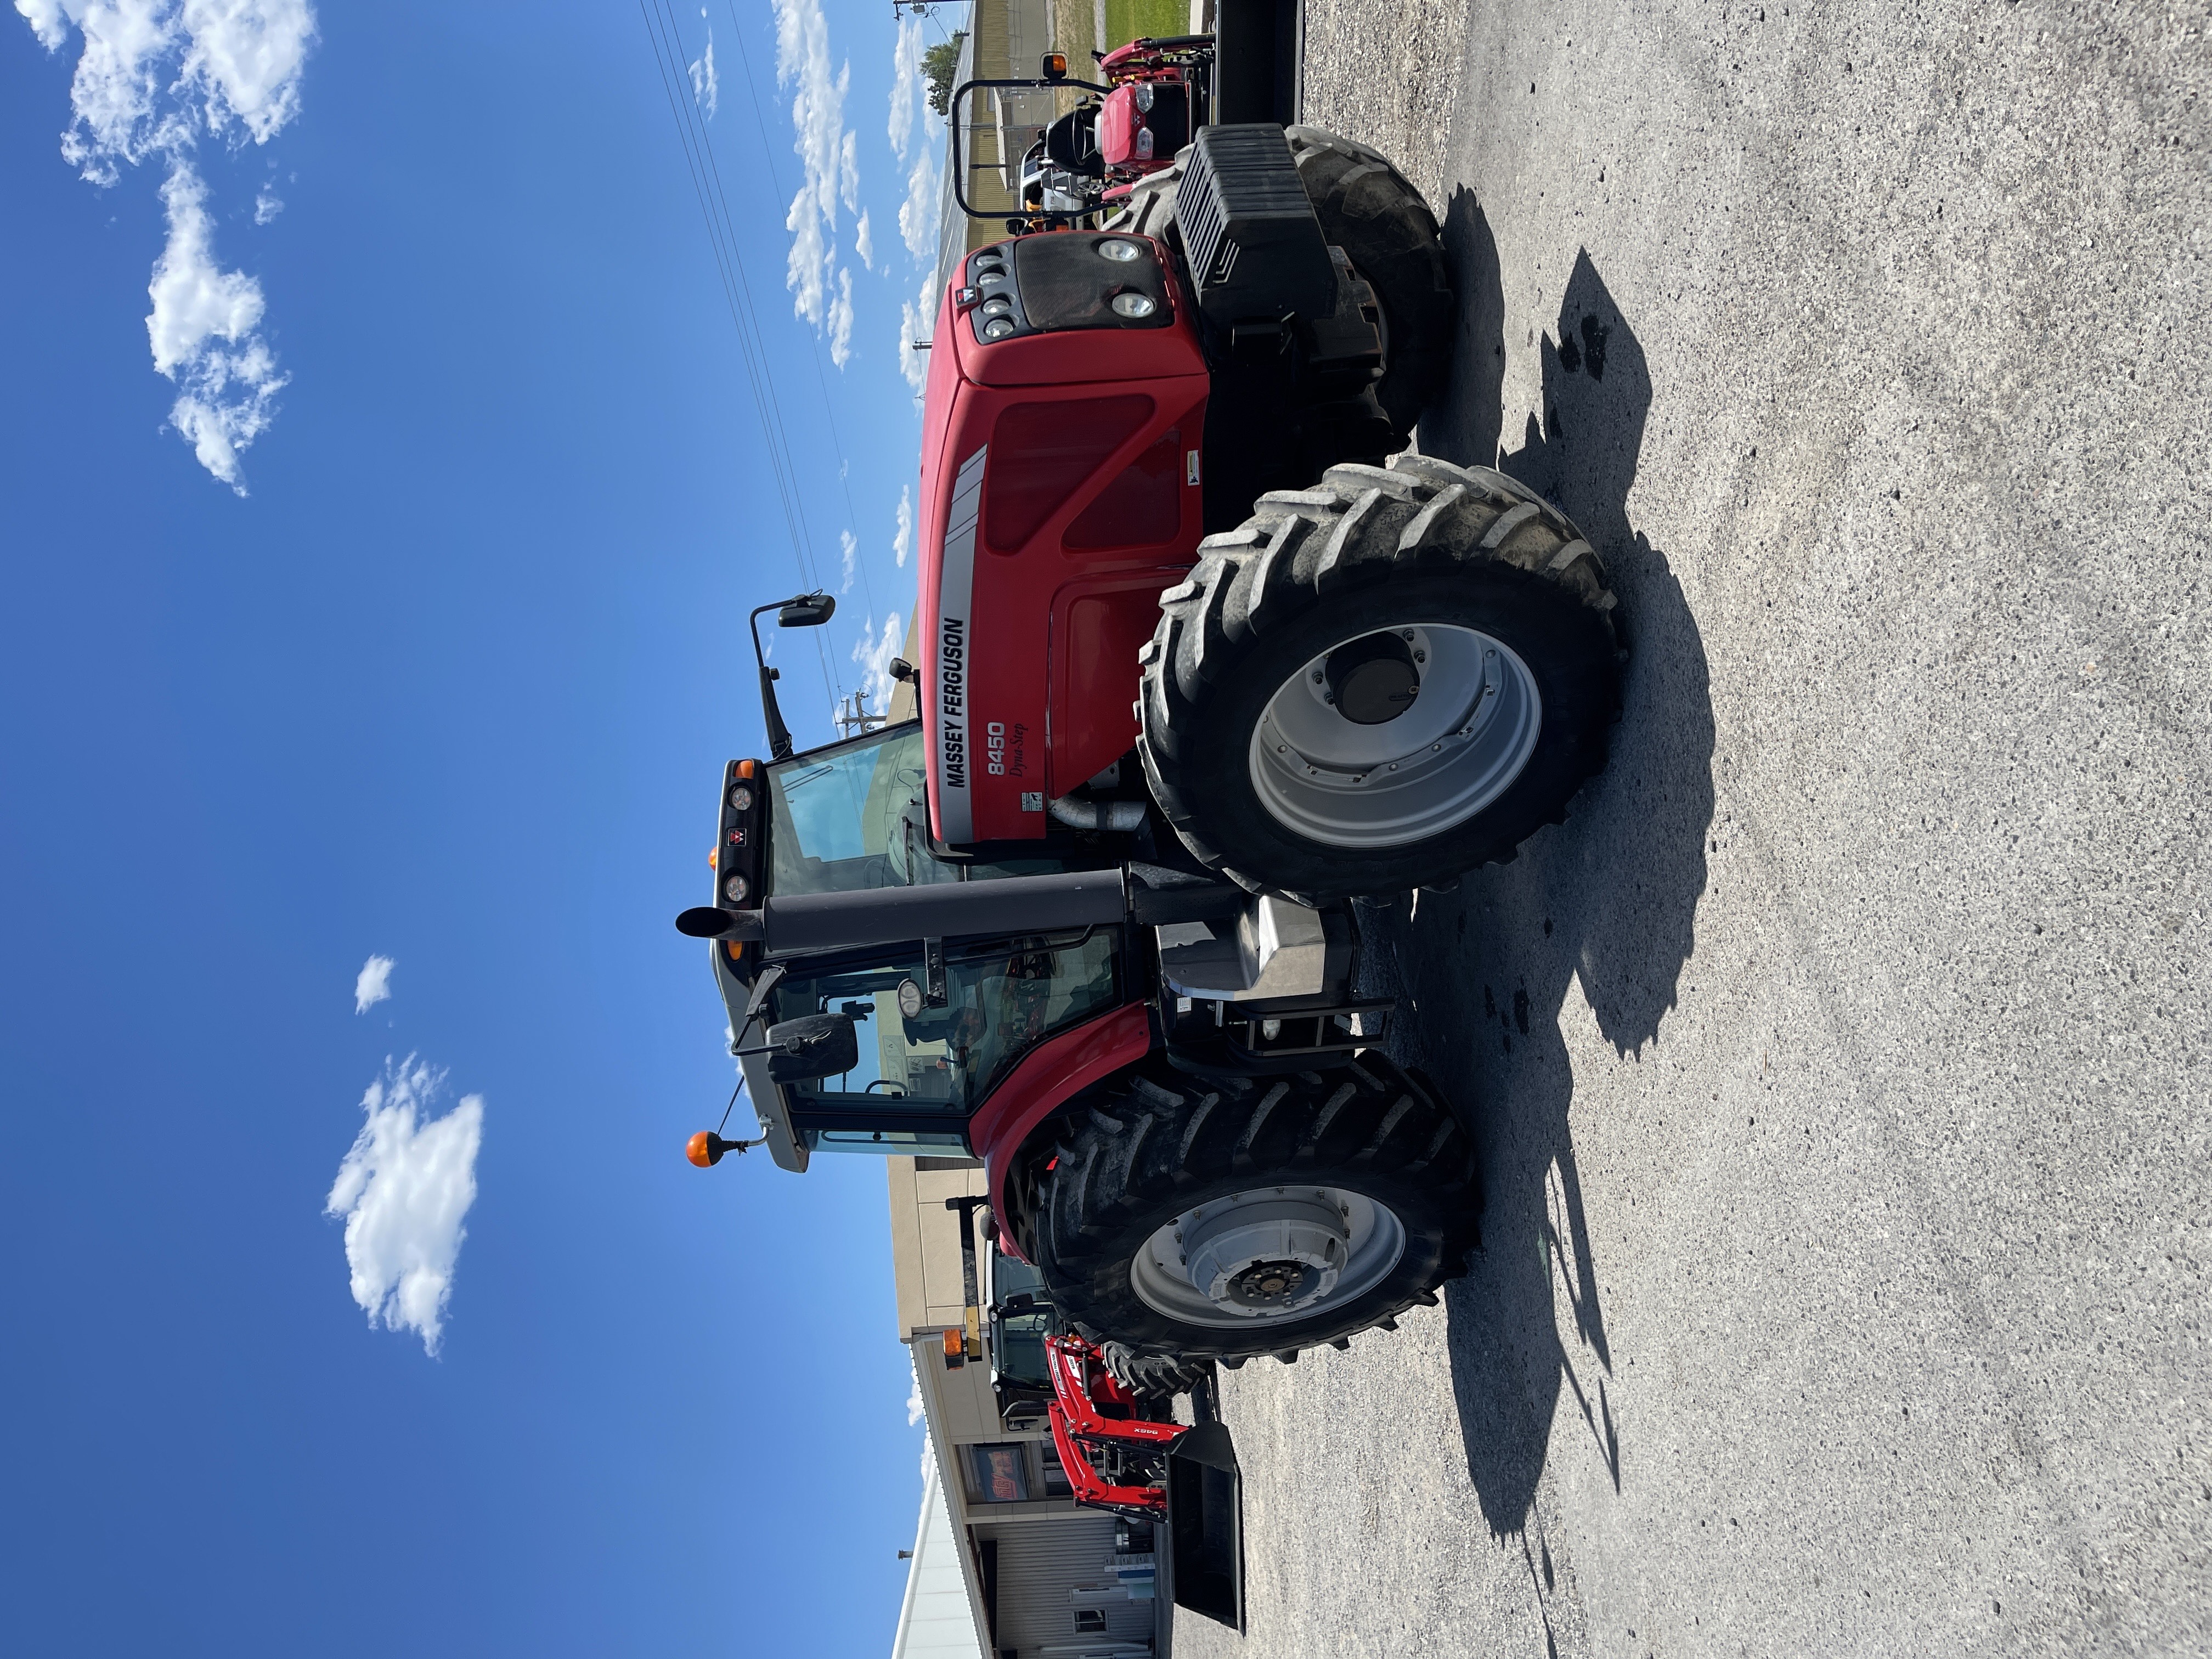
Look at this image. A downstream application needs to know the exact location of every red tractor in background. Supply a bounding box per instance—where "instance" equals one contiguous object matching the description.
[676,2,1623,1573]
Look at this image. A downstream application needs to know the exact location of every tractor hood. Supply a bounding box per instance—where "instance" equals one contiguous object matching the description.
[914,243,1207,850]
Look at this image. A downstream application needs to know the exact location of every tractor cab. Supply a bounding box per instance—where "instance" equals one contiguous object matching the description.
[750,923,1125,1156]
[699,719,1139,1173]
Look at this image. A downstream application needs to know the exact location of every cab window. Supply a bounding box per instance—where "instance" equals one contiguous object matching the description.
[769,928,1122,1151]
[765,721,1073,896]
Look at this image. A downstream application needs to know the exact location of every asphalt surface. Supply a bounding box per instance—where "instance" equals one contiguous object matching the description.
[1175,4,2210,1656]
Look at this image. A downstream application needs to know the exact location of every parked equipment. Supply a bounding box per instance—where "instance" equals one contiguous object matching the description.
[676,0,1623,1571]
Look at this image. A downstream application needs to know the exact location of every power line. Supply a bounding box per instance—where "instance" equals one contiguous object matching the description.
[722,1,880,632]
[639,0,843,713]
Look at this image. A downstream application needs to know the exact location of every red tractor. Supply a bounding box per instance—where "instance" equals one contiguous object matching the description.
[678,11,1622,1549]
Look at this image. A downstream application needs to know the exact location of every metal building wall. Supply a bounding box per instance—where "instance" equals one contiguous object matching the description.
[973,1514,1154,1656]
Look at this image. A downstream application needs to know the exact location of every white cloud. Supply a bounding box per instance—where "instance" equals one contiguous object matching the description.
[887,13,921,160]
[770,0,854,353]
[52,0,181,182]
[854,206,873,271]
[897,143,938,263]
[29,0,314,182]
[325,1056,483,1357]
[853,610,905,718]
[16,0,69,50]
[353,953,394,1013]
[177,0,315,144]
[19,0,312,487]
[688,27,716,119]
[893,484,912,567]
[906,1361,924,1426]
[146,157,286,490]
[827,264,853,367]
[838,527,857,593]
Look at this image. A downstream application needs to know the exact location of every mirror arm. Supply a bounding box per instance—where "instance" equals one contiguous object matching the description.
[738,962,788,1036]
[748,600,798,762]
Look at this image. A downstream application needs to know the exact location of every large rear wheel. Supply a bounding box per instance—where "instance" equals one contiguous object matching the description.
[1139,453,1623,902]
[1035,1057,1480,1374]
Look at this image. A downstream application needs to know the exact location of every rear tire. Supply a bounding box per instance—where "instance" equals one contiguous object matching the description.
[1105,126,1453,446]
[1036,1057,1480,1371]
[1139,453,1623,902]
[1282,125,1453,439]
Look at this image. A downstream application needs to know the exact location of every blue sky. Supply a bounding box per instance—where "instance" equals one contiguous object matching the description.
[0,2,963,1651]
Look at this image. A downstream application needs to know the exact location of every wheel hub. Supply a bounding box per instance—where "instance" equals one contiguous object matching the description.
[1128,1185,1408,1328]
[1247,624,1543,849]
[1183,1192,1347,1316]
[1323,630,1420,724]
[1226,1258,1316,1309]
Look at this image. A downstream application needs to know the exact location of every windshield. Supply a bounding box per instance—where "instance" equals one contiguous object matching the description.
[766,723,945,894]
[769,928,1122,1136]
[765,722,1068,895]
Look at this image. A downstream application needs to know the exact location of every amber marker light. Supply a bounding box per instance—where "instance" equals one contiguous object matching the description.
[943,1329,964,1358]
[686,1131,718,1167]
[736,759,757,779]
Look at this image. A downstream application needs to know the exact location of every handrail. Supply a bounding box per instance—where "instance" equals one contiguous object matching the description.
[948,75,1112,228]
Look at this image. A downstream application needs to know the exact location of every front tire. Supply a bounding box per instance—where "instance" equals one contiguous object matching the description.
[1036,1057,1480,1369]
[1139,453,1623,902]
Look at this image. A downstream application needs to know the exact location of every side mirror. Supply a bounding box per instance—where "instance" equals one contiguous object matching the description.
[763,1012,860,1083]
[777,594,836,628]
[888,657,915,684]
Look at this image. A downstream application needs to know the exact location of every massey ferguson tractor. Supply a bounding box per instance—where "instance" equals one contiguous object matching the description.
[673,8,1621,1581]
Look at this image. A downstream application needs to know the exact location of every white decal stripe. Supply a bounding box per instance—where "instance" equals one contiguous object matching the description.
[935,444,989,844]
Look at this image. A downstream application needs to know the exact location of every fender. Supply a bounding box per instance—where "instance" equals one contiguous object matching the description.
[973,998,1154,1256]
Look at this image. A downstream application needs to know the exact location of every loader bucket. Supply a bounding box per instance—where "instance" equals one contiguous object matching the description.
[1165,1420,1244,1629]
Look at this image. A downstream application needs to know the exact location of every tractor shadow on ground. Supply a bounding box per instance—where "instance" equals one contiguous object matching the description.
[1378,209,1717,1539]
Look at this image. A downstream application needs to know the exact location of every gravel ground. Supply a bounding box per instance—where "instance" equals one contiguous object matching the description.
[1177,4,2210,1656]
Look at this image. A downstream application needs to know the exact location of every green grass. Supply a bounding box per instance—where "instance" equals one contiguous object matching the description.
[1103,0,1190,50]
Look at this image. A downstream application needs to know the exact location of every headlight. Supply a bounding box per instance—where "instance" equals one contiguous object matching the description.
[975,267,1008,287]
[981,297,1013,317]
[729,785,753,811]
[981,317,1017,341]
[1134,127,1155,159]
[723,873,750,903]
[1134,82,1155,113]
[1111,291,1158,319]
[1096,239,1142,263]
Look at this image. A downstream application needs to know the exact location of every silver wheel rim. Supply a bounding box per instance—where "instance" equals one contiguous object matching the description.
[1247,624,1542,848]
[1128,1184,1407,1329]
